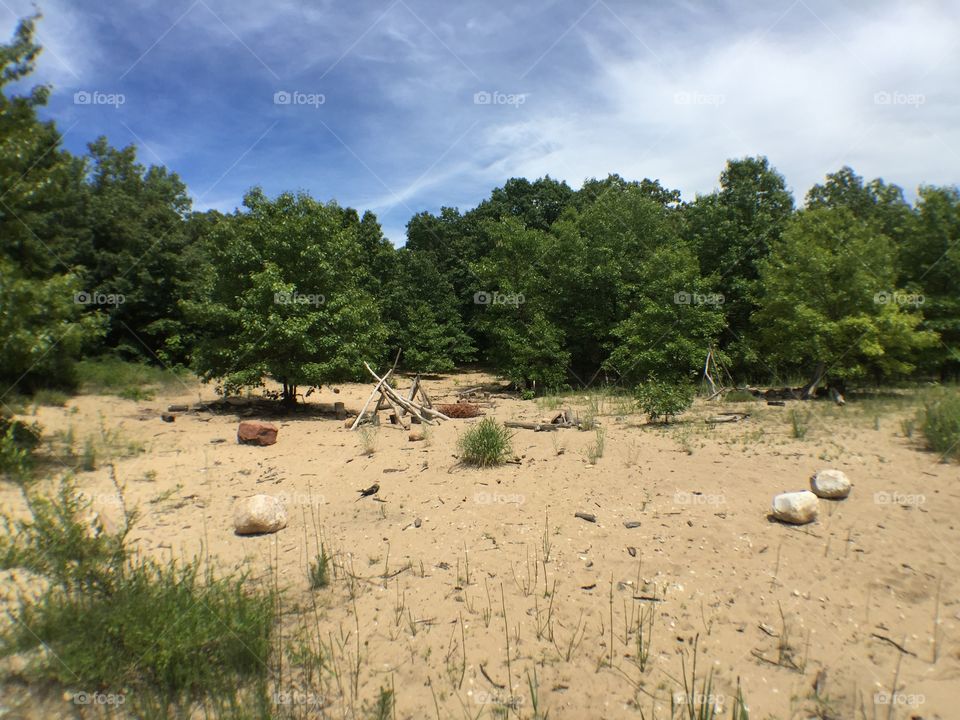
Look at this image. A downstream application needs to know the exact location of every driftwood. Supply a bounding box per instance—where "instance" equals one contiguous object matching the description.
[705,413,750,424]
[504,421,563,432]
[350,369,394,430]
[353,364,451,430]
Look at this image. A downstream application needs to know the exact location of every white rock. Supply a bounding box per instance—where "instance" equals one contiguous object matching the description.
[771,491,819,524]
[233,495,288,535]
[810,469,852,499]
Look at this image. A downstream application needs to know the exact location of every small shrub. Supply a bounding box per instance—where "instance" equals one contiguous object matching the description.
[635,380,695,423]
[520,389,536,401]
[724,389,756,403]
[309,545,330,589]
[920,389,960,461]
[458,418,513,467]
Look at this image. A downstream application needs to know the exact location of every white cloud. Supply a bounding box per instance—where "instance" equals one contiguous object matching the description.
[463,1,960,202]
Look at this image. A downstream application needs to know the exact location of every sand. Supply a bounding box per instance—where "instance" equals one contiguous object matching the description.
[1,371,957,719]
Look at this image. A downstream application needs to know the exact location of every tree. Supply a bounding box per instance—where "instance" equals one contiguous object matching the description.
[472,218,569,389]
[754,207,937,389]
[380,250,475,372]
[901,186,960,378]
[0,16,103,391]
[186,189,387,404]
[72,137,193,362]
[806,166,913,245]
[685,157,794,376]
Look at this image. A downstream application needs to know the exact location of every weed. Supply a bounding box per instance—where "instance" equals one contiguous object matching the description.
[310,545,331,589]
[0,476,275,708]
[458,418,513,467]
[586,427,606,464]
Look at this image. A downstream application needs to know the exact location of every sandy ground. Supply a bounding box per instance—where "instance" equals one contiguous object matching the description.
[1,370,958,719]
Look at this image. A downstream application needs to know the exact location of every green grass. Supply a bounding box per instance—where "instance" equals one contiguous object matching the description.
[309,545,330,589]
[31,388,71,407]
[458,417,513,467]
[723,389,756,403]
[75,357,190,397]
[920,388,960,460]
[0,476,276,712]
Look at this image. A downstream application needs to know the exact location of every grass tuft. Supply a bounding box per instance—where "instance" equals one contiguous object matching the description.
[458,418,513,467]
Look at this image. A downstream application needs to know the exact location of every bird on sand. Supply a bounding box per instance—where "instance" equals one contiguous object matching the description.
[356,483,380,500]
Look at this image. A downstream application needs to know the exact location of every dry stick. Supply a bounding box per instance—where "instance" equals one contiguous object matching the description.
[351,368,394,430]
[365,363,433,424]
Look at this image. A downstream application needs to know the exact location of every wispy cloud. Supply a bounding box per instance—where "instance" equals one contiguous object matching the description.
[2,0,957,244]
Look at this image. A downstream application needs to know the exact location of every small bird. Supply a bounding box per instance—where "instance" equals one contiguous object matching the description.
[356,483,380,501]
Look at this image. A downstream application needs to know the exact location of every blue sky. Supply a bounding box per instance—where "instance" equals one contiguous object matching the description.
[3,0,958,244]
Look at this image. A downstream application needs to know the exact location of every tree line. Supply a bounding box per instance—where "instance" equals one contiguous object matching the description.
[2,17,957,404]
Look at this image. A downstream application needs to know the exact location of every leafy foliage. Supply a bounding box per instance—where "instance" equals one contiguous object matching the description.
[634,379,695,423]
[186,189,388,403]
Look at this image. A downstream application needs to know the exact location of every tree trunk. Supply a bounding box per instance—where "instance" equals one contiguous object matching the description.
[282,382,297,406]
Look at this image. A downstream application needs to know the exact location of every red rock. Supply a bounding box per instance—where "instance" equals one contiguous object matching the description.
[237,421,278,446]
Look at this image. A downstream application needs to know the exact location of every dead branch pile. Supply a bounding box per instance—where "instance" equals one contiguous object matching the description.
[351,363,450,430]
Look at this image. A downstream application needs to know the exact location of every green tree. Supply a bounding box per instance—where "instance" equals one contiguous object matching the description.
[901,186,960,378]
[71,137,193,362]
[380,250,475,372]
[754,207,937,389]
[472,218,569,388]
[685,157,794,376]
[0,16,103,392]
[186,189,387,404]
